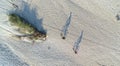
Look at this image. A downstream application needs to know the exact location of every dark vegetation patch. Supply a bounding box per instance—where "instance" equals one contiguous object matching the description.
[9,14,47,40]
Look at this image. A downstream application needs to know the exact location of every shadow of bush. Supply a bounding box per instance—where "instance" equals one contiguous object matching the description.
[9,0,47,34]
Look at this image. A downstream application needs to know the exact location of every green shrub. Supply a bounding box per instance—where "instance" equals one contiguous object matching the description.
[8,14,47,40]
[8,14,35,34]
